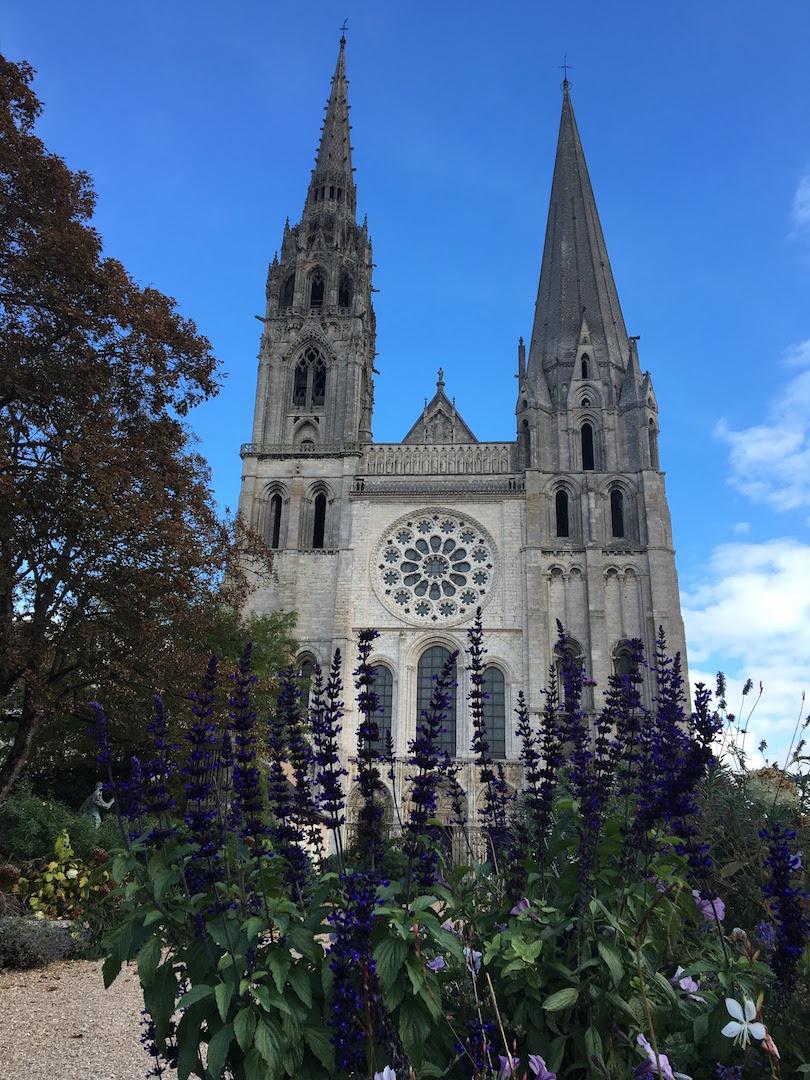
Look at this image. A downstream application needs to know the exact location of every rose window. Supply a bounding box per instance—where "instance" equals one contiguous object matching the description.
[373,510,496,624]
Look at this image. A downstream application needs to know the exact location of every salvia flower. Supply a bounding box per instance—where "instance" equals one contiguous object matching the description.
[510,897,531,915]
[670,966,705,1002]
[181,655,220,887]
[498,1055,520,1079]
[354,629,385,870]
[634,1033,691,1079]
[227,643,268,848]
[143,694,177,843]
[427,955,446,971]
[692,890,725,923]
[760,822,810,998]
[720,997,765,1048]
[310,651,348,838]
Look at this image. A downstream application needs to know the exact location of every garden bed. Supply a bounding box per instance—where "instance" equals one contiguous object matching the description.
[0,958,176,1079]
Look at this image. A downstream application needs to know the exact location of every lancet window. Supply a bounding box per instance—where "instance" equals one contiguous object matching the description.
[482,666,506,758]
[417,646,456,757]
[292,346,327,409]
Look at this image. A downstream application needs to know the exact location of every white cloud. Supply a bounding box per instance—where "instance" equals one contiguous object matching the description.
[793,173,810,232]
[732,521,751,535]
[683,539,810,767]
[716,345,810,511]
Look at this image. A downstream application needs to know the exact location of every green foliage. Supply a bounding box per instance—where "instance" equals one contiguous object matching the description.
[0,915,75,969]
[16,830,113,922]
[0,782,119,861]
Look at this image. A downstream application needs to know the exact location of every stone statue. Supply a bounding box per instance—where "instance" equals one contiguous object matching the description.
[79,782,114,828]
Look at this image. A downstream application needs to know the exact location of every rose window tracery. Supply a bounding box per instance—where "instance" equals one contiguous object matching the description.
[373,510,496,624]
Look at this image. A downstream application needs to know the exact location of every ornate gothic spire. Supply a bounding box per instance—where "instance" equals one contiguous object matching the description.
[304,34,355,217]
[527,82,628,389]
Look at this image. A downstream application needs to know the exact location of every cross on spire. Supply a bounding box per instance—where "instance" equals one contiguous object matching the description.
[339,18,348,43]
[560,54,572,90]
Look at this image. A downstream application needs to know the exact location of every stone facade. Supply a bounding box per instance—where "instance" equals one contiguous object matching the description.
[237,40,689,835]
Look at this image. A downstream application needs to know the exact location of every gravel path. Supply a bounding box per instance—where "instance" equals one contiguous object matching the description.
[0,959,177,1079]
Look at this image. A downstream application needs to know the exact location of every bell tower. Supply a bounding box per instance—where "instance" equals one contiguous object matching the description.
[249,34,376,451]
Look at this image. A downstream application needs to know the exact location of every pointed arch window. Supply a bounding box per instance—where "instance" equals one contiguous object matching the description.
[581,423,595,470]
[292,346,327,409]
[581,354,589,379]
[268,493,283,549]
[370,665,393,753]
[312,492,327,549]
[280,273,295,312]
[610,488,625,538]
[298,653,316,709]
[482,666,506,759]
[417,646,457,757]
[309,270,325,309]
[648,419,659,469]
[613,642,639,679]
[338,273,352,310]
[555,490,570,538]
[555,638,587,707]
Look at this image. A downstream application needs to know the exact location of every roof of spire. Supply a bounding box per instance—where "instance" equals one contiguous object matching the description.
[311,35,354,192]
[527,83,628,382]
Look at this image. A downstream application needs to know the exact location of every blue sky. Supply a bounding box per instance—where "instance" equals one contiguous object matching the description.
[5,0,810,764]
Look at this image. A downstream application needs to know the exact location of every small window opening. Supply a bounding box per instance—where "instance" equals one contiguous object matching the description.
[337,187,342,201]
[311,359,326,406]
[293,360,308,406]
[555,490,569,537]
[309,271,325,309]
[329,185,335,199]
[312,493,327,549]
[522,418,531,466]
[581,423,595,470]
[610,489,625,538]
[581,354,589,379]
[269,493,282,549]
[613,645,638,678]
[280,274,295,311]
[338,273,352,310]
[648,420,659,469]
[581,397,591,408]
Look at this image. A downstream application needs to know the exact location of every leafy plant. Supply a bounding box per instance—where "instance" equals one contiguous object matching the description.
[94,615,809,1079]
[16,830,113,921]
[0,915,75,969]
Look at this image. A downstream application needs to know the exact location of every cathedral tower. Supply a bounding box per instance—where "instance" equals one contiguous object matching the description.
[239,45,689,839]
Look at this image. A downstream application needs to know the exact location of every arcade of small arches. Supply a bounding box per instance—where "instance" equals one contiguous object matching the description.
[550,481,636,542]
[261,482,332,551]
[278,267,354,315]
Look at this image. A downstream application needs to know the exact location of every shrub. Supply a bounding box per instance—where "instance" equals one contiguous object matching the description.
[0,915,75,969]
[0,782,119,862]
[94,616,810,1079]
[16,830,114,922]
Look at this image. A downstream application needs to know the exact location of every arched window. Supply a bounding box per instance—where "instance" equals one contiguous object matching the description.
[613,643,638,679]
[610,488,625,538]
[555,639,588,707]
[581,353,589,379]
[555,490,570,538]
[482,666,506,759]
[309,270,325,309]
[417,646,456,757]
[522,419,531,467]
[298,653,316,708]
[292,346,327,409]
[268,493,282,549]
[581,423,595,470]
[370,665,393,753]
[293,360,309,406]
[312,492,327,549]
[280,274,295,311]
[338,273,352,310]
[648,419,659,469]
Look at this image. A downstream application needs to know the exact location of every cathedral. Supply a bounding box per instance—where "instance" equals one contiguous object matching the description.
[238,36,688,832]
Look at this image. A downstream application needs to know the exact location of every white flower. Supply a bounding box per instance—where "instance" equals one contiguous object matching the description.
[463,946,482,974]
[65,868,79,880]
[721,997,766,1048]
[374,1069,396,1080]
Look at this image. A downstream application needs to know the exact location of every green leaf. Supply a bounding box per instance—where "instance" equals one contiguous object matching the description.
[234,1006,257,1053]
[399,996,429,1066]
[255,1018,283,1072]
[206,1022,234,1080]
[303,1024,335,1072]
[597,940,624,988]
[153,866,176,902]
[137,935,162,989]
[584,1025,604,1066]
[179,984,215,1010]
[215,981,234,1023]
[242,1047,267,1080]
[268,952,290,995]
[102,949,122,989]
[542,987,579,1012]
[288,963,312,1008]
[374,935,407,989]
[405,955,425,993]
[144,963,178,1040]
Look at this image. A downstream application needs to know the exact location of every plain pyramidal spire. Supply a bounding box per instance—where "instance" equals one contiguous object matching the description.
[527,79,629,387]
[305,34,356,212]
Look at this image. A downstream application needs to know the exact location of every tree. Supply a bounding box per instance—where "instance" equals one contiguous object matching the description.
[0,55,271,798]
